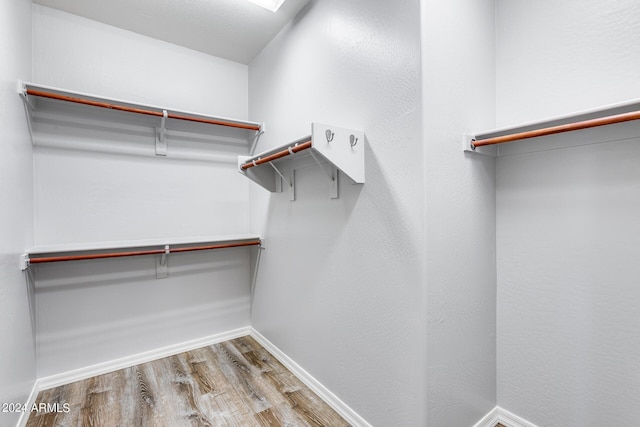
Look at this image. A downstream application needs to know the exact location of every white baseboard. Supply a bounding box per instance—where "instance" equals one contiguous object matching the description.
[497,406,539,427]
[473,406,502,427]
[37,326,251,391]
[15,381,40,427]
[248,327,372,427]
[474,406,539,427]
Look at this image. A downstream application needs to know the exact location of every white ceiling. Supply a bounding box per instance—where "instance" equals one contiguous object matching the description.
[33,0,311,64]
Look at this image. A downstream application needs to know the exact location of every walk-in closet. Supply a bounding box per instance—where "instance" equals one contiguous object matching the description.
[2,0,639,426]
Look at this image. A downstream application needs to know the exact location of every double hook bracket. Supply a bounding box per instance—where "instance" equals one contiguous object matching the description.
[237,122,365,201]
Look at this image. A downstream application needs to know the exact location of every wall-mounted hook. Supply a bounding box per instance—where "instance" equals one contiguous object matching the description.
[350,134,358,147]
[325,129,334,143]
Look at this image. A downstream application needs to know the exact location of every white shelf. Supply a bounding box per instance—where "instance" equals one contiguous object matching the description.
[26,234,262,256]
[238,123,365,200]
[464,97,640,157]
[21,234,263,271]
[19,81,264,155]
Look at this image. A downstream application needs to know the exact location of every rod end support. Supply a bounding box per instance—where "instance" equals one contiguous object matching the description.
[20,254,30,271]
[462,134,497,157]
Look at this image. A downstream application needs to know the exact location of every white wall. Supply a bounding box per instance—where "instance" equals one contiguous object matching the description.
[496,1,640,425]
[248,1,426,425]
[32,5,250,245]
[32,5,253,377]
[496,0,640,127]
[422,0,497,425]
[0,0,36,426]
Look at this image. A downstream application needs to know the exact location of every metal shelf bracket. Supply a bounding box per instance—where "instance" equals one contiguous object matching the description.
[249,122,266,155]
[269,161,295,201]
[156,245,170,278]
[156,110,168,156]
[309,149,339,199]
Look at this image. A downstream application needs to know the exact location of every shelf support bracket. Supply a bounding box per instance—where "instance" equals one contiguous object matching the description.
[156,110,168,156]
[249,239,265,307]
[249,123,266,156]
[156,245,169,279]
[309,150,339,199]
[329,166,338,199]
[17,81,35,143]
[269,161,295,201]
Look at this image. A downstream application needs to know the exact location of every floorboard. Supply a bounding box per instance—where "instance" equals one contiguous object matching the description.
[26,336,351,427]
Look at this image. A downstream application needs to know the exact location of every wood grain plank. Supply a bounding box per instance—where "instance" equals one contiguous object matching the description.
[167,354,213,426]
[185,348,218,395]
[80,376,110,426]
[285,388,350,427]
[255,407,282,426]
[132,364,158,425]
[211,342,271,415]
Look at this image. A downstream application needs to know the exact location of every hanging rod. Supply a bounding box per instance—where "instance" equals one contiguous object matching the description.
[25,88,262,132]
[472,109,640,148]
[27,240,262,265]
[240,139,312,170]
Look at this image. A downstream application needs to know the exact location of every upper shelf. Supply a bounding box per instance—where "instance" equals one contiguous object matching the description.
[464,97,640,157]
[19,81,264,155]
[237,123,365,200]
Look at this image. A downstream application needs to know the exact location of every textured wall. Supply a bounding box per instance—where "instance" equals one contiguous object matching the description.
[32,6,253,377]
[0,0,36,426]
[422,0,497,425]
[496,0,640,127]
[496,0,640,425]
[248,1,425,425]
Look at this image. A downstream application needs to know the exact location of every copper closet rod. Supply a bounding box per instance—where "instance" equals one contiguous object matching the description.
[29,240,262,265]
[473,109,640,148]
[240,140,313,170]
[26,89,262,131]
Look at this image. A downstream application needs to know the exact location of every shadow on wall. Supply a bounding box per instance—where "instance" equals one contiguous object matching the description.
[25,269,38,358]
[32,249,251,293]
[32,248,253,376]
[33,111,249,164]
[257,133,423,294]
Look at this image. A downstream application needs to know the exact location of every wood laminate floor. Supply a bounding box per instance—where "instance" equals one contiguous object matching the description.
[26,336,350,427]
